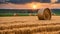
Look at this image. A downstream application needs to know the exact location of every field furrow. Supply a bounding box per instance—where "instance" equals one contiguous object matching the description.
[0,16,60,34]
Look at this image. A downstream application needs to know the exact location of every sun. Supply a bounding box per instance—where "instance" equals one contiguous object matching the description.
[32,4,37,9]
[28,2,40,9]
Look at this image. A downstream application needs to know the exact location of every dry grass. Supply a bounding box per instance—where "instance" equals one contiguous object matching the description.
[0,16,60,34]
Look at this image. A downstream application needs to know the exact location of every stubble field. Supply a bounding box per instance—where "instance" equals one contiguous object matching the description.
[0,16,60,34]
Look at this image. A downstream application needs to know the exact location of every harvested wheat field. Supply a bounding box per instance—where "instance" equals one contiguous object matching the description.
[0,16,60,34]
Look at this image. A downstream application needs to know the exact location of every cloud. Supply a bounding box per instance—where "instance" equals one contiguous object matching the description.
[0,3,60,9]
[0,0,51,4]
[0,0,60,4]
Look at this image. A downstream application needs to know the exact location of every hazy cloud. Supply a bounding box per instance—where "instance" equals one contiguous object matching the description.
[0,0,60,4]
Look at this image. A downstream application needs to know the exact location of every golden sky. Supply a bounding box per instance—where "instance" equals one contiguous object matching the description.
[0,2,60,9]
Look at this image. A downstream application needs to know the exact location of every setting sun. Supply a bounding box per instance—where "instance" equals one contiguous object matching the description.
[32,4,37,9]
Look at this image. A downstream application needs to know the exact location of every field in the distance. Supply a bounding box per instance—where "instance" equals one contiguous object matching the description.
[0,16,60,34]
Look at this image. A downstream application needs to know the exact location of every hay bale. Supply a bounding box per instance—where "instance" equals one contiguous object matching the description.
[37,8,52,20]
[14,13,18,16]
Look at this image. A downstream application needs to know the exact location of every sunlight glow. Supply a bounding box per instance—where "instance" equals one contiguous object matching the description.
[30,2,40,9]
[32,4,37,9]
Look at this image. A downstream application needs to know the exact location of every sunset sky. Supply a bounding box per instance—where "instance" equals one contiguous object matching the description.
[0,0,60,9]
